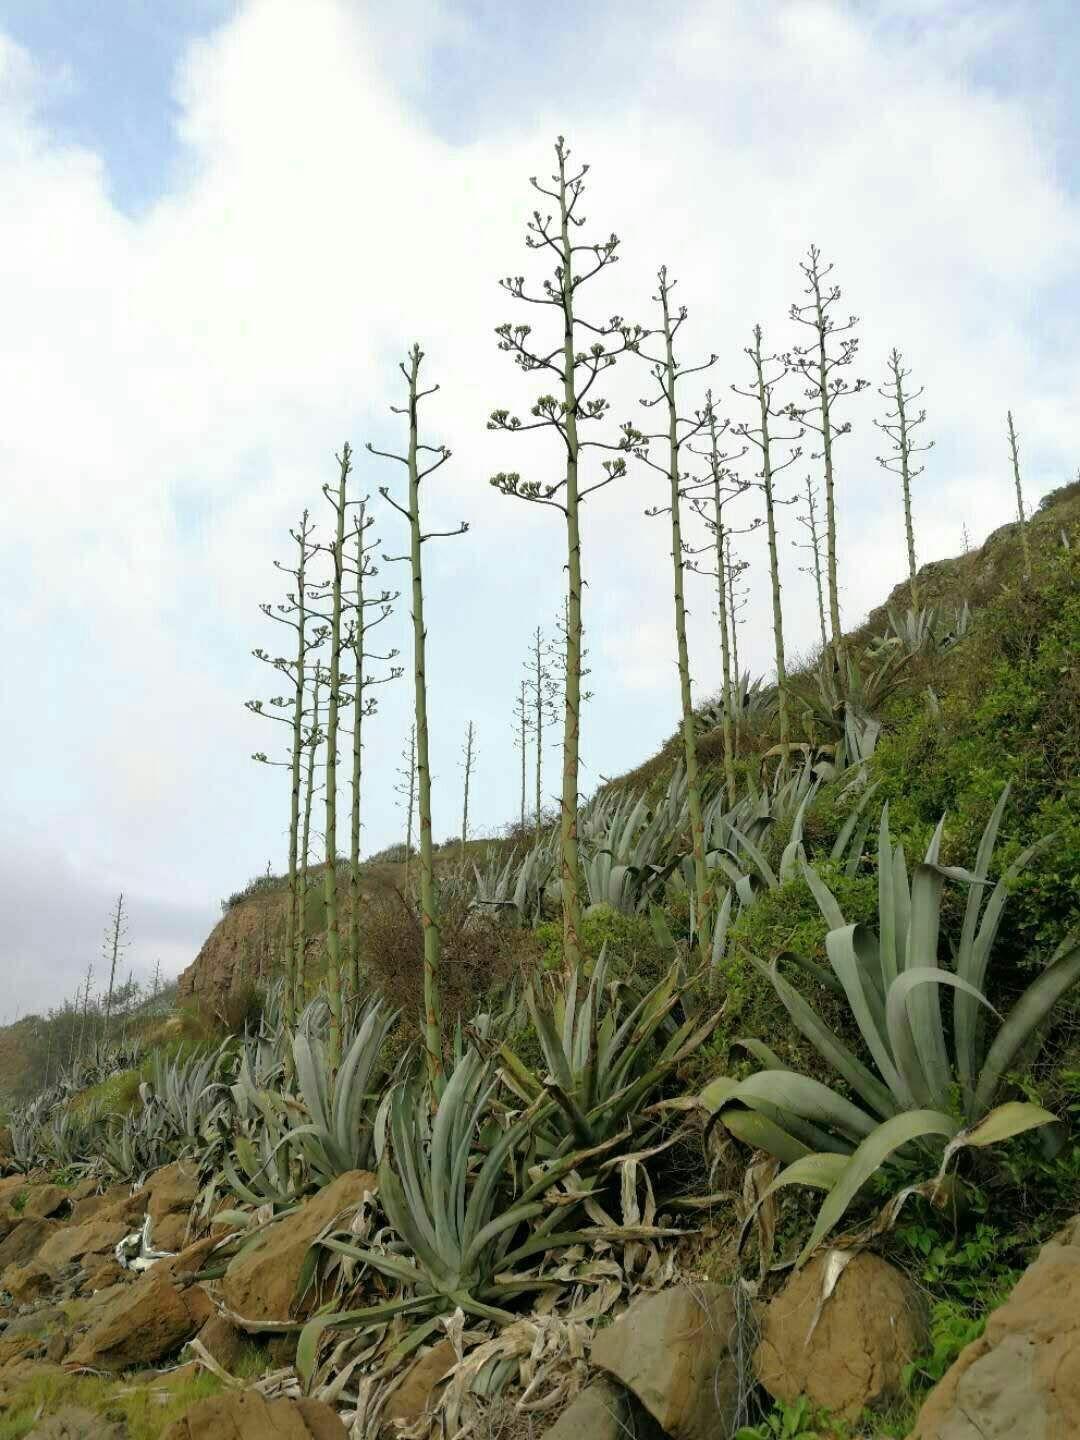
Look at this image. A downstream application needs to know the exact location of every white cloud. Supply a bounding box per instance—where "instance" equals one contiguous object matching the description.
[1,0,1077,1009]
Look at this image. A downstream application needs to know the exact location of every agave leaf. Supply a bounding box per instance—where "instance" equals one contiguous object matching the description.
[940,1100,1058,1176]
[825,925,906,1103]
[974,936,1080,1115]
[801,859,846,931]
[884,968,998,1112]
[718,1107,811,1165]
[760,956,897,1120]
[796,1109,961,1266]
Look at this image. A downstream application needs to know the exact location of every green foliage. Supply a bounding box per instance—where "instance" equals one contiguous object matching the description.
[903,1300,987,1395]
[703,795,1077,1263]
[0,1368,224,1440]
[499,950,717,1154]
[736,1395,835,1439]
[533,905,672,988]
[870,546,1080,959]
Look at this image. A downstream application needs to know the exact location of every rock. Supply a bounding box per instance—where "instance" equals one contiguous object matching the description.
[755,1250,927,1422]
[193,1313,247,1372]
[21,1186,70,1221]
[1,1258,57,1304]
[160,1391,348,1439]
[909,1226,1080,1440]
[591,1283,742,1440]
[153,1210,191,1253]
[221,1170,375,1322]
[79,1256,127,1293]
[147,1162,199,1222]
[44,1329,69,1363]
[36,1217,130,1269]
[3,1305,65,1338]
[0,1219,60,1270]
[66,1269,212,1371]
[544,1379,667,1440]
[383,1338,456,1428]
[0,1175,27,1202]
[27,1406,126,1439]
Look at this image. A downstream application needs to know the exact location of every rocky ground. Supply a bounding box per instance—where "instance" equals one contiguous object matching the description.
[2,1163,1077,1438]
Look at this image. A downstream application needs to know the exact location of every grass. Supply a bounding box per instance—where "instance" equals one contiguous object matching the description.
[0,1369,226,1440]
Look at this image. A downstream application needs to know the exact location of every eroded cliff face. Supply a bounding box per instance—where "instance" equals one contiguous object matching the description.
[176,889,290,1009]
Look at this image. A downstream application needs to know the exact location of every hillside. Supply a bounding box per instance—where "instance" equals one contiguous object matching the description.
[2,480,1077,1440]
[178,477,1080,1009]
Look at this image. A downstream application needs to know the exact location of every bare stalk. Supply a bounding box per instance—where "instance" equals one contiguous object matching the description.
[490,136,642,974]
[371,343,467,1088]
[875,349,933,604]
[1007,409,1033,579]
[733,326,803,769]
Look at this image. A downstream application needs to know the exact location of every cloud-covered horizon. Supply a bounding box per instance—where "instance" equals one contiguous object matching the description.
[2,0,1077,1014]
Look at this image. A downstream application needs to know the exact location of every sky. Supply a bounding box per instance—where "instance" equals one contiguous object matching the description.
[0,0,1077,1018]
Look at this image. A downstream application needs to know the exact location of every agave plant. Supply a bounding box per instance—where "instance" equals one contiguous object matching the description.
[471,838,556,926]
[98,1106,176,1182]
[499,950,719,1154]
[285,998,397,1184]
[703,787,1079,1265]
[295,1049,599,1373]
[141,1043,232,1152]
[7,1094,54,1173]
[789,647,910,747]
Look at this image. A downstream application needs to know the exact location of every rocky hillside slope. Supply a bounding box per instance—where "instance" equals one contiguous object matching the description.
[178,479,1080,1010]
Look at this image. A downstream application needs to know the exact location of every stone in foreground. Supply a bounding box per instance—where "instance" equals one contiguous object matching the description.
[160,1391,347,1439]
[755,1250,926,1421]
[909,1223,1080,1440]
[591,1282,742,1440]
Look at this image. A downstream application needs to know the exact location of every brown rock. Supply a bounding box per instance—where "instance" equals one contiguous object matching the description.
[0,1334,40,1366]
[37,1217,130,1269]
[1,1258,57,1304]
[21,1186,70,1221]
[153,1211,191,1253]
[0,1175,27,1202]
[591,1283,742,1440]
[544,1379,667,1440]
[221,1170,375,1322]
[160,1391,348,1439]
[147,1162,199,1222]
[755,1250,927,1422]
[67,1269,212,1371]
[382,1338,456,1427]
[193,1313,247,1372]
[80,1257,127,1293]
[70,1192,118,1224]
[0,1219,60,1270]
[45,1329,69,1364]
[909,1227,1080,1440]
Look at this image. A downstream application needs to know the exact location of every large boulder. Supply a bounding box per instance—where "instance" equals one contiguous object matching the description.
[544,1379,667,1440]
[160,1392,347,1439]
[36,1216,130,1269]
[146,1162,199,1223]
[909,1225,1080,1440]
[66,1268,213,1371]
[755,1250,927,1421]
[591,1283,743,1440]
[21,1185,71,1221]
[221,1170,375,1323]
[1,1258,57,1304]
[0,1218,60,1270]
